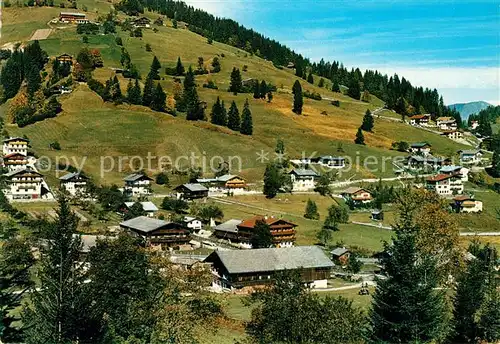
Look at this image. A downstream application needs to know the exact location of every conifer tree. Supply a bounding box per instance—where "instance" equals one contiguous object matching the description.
[175,57,185,76]
[253,80,260,99]
[210,96,224,125]
[259,80,267,98]
[370,219,449,343]
[332,79,341,93]
[127,78,142,105]
[220,100,228,126]
[361,109,374,132]
[22,196,99,343]
[142,74,155,107]
[307,72,314,84]
[240,99,253,135]
[110,75,122,102]
[354,127,365,145]
[229,67,242,95]
[149,55,161,80]
[1,54,23,100]
[318,78,325,88]
[26,63,41,95]
[304,199,319,220]
[227,101,240,131]
[295,64,303,77]
[292,80,303,114]
[347,77,361,100]
[151,83,166,112]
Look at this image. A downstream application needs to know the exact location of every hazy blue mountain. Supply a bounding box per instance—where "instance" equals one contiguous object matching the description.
[448,101,492,120]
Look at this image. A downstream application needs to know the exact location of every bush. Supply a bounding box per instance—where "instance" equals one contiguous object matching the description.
[50,141,61,150]
[202,80,218,89]
[331,100,340,107]
[0,49,12,60]
[59,2,65,7]
[304,90,322,100]
[145,43,152,52]
[115,37,123,46]
[76,22,99,35]
[242,65,248,72]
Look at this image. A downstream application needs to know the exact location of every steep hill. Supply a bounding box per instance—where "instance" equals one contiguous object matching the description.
[0,1,470,186]
[448,101,492,120]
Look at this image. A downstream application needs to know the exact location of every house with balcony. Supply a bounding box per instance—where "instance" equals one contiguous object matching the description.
[123,173,152,196]
[174,183,209,200]
[59,172,89,196]
[341,187,372,204]
[196,174,247,193]
[426,174,463,197]
[3,168,44,200]
[204,246,333,291]
[288,168,319,191]
[458,150,483,164]
[2,153,29,171]
[120,216,190,249]
[436,117,457,130]
[3,137,29,156]
[441,130,463,140]
[59,12,89,24]
[408,114,430,126]
[409,142,432,156]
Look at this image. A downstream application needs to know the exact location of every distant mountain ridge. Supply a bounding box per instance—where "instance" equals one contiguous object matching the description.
[448,101,492,120]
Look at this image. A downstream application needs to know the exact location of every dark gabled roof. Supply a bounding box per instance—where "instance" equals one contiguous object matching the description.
[410,142,431,148]
[342,187,370,195]
[123,173,152,182]
[120,216,173,233]
[205,246,333,274]
[4,168,42,178]
[59,172,89,181]
[175,183,208,192]
[238,215,297,229]
[289,168,319,177]
[124,202,158,212]
[331,247,349,256]
[3,137,29,143]
[459,149,481,155]
[426,174,454,182]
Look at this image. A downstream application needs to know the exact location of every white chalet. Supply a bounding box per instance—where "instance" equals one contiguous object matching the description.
[59,172,89,196]
[436,117,457,131]
[409,142,432,156]
[3,137,29,156]
[2,153,29,171]
[3,168,44,200]
[426,174,463,197]
[123,173,152,196]
[182,216,203,230]
[288,169,319,191]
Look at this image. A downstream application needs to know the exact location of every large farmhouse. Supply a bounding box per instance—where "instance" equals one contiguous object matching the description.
[205,246,334,291]
[3,168,45,200]
[174,183,209,200]
[426,174,464,196]
[196,174,247,193]
[3,137,29,156]
[2,153,29,171]
[120,216,190,249]
[341,187,372,204]
[59,12,89,23]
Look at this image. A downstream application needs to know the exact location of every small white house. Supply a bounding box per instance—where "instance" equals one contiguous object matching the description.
[458,150,483,164]
[3,137,29,156]
[426,174,464,197]
[436,117,457,130]
[183,216,203,230]
[452,196,483,213]
[288,169,319,191]
[409,142,432,156]
[59,172,89,196]
[123,173,153,196]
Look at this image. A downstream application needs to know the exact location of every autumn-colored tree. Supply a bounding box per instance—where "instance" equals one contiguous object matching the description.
[7,88,29,123]
[90,49,103,67]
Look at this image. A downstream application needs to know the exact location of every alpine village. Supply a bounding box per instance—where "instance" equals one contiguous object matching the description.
[0,0,498,343]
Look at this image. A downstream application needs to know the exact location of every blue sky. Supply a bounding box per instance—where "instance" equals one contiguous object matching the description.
[184,0,499,105]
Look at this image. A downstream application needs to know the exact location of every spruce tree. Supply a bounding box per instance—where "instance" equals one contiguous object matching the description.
[210,96,223,125]
[361,109,374,132]
[149,55,161,80]
[182,65,196,111]
[175,57,185,76]
[142,74,155,107]
[185,88,203,120]
[240,99,253,135]
[259,80,267,98]
[127,78,142,105]
[227,101,240,131]
[26,63,41,95]
[332,79,341,92]
[253,80,260,99]
[354,127,365,145]
[318,78,325,88]
[347,77,361,100]
[304,199,319,220]
[151,83,166,112]
[22,196,99,343]
[491,148,500,178]
[1,55,23,100]
[229,67,242,95]
[263,163,282,199]
[295,64,303,77]
[292,80,303,114]
[110,75,122,102]
[220,100,228,126]
[370,202,449,343]
[307,72,314,84]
